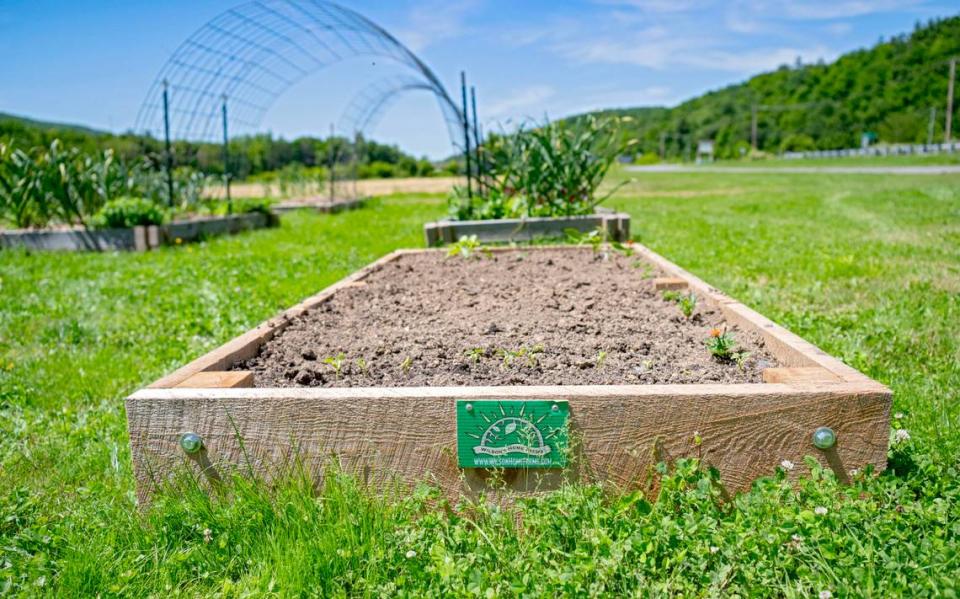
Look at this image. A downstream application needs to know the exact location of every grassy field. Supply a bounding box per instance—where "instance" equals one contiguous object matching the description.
[2,173,959,596]
[710,153,960,167]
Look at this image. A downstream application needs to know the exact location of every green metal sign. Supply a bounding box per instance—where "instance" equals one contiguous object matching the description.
[456,400,569,468]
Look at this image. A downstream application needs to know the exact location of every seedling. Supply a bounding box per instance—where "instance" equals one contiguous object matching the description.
[355,357,368,376]
[677,293,698,319]
[595,350,608,369]
[610,240,634,257]
[662,290,681,302]
[323,352,346,380]
[564,228,604,252]
[447,235,490,259]
[496,344,544,369]
[400,356,413,374]
[705,327,749,366]
[464,347,485,363]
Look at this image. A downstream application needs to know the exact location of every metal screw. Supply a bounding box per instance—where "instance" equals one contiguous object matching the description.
[551,404,560,412]
[812,426,836,450]
[465,403,473,412]
[179,432,203,454]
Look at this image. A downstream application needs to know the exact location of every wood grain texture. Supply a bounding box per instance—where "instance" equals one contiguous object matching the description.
[174,371,254,388]
[653,277,689,291]
[129,244,892,504]
[127,383,891,505]
[762,367,842,385]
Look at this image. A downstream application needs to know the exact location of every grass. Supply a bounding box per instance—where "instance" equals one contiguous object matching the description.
[2,174,959,596]
[709,153,960,167]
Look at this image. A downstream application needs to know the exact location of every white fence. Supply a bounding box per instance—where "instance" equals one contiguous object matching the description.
[783,141,960,160]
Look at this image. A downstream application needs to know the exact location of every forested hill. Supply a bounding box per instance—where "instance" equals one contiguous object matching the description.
[573,15,960,159]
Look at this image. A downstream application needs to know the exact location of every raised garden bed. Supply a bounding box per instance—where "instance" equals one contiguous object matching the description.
[127,245,891,504]
[424,210,630,246]
[273,196,368,214]
[0,212,276,252]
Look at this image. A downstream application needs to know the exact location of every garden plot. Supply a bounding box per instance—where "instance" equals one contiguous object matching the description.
[126,245,891,504]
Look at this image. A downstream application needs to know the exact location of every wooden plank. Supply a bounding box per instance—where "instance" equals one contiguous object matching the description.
[127,382,891,505]
[653,277,689,291]
[174,371,254,388]
[762,367,842,385]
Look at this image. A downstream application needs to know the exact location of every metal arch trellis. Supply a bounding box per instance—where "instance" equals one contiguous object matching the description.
[135,0,471,152]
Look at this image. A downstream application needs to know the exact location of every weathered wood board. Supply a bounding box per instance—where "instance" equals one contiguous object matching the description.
[424,212,630,246]
[126,245,892,505]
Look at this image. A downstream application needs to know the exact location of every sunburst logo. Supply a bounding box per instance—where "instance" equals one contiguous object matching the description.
[457,400,568,468]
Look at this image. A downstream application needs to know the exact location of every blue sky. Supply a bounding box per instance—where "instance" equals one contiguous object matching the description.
[1,0,956,158]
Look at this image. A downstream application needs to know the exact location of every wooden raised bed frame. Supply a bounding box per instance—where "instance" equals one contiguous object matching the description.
[126,245,891,504]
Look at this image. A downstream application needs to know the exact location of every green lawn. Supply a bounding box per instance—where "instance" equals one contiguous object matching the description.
[709,153,960,167]
[2,175,959,596]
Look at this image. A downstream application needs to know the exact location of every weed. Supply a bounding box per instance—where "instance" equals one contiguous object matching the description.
[355,357,368,376]
[464,347,485,363]
[595,350,608,369]
[323,352,346,380]
[496,344,544,369]
[564,227,604,252]
[705,327,749,365]
[446,235,490,259]
[662,290,681,302]
[678,293,698,319]
[400,356,413,374]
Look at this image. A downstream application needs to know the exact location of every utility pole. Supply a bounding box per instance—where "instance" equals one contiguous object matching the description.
[460,72,473,201]
[659,132,666,159]
[751,104,758,151]
[162,79,175,208]
[928,107,937,146]
[946,57,956,143]
[221,94,231,212]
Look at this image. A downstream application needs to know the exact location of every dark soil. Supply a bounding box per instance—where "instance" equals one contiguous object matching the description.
[237,248,778,387]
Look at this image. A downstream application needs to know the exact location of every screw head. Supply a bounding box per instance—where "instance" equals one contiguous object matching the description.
[551,403,560,412]
[465,403,473,412]
[812,427,836,450]
[179,432,203,454]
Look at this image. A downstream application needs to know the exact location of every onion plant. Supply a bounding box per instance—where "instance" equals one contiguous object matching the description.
[450,115,635,220]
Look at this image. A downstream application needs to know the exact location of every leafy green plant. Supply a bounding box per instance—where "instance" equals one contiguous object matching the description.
[678,293,698,319]
[400,356,413,374]
[446,235,490,259]
[91,197,168,229]
[564,227,604,252]
[355,357,368,376]
[595,350,608,369]
[450,115,635,221]
[323,352,346,380]
[464,347,485,363]
[230,197,274,216]
[705,327,750,366]
[496,344,544,369]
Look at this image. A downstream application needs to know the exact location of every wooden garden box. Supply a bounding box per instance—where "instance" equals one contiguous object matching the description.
[126,245,891,504]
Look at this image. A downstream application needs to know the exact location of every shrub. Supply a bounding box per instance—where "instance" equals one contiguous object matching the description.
[450,115,635,221]
[232,197,274,216]
[91,197,167,229]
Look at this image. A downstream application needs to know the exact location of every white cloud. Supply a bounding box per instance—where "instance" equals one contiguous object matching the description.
[593,0,705,13]
[484,85,556,119]
[395,0,482,52]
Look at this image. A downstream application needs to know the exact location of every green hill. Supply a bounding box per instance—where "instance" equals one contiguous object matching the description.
[573,15,960,159]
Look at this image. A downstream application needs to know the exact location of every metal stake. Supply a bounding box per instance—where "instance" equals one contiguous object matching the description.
[162,80,175,208]
[460,71,473,201]
[221,94,231,213]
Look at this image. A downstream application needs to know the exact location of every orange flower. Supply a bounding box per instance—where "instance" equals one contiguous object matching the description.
[710,328,722,338]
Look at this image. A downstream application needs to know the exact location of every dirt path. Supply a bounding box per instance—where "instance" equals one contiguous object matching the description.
[209,176,461,199]
[626,164,960,175]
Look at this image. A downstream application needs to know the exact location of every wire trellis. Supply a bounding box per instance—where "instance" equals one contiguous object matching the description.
[134,0,471,152]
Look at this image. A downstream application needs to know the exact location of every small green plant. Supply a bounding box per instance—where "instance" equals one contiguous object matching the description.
[446,235,490,258]
[705,327,750,367]
[91,197,168,229]
[231,197,275,216]
[564,228,604,252]
[323,352,346,380]
[662,290,681,302]
[678,293,698,319]
[355,357,368,376]
[464,347,485,363]
[400,356,413,374]
[610,240,634,257]
[595,350,608,369]
[496,344,544,369]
